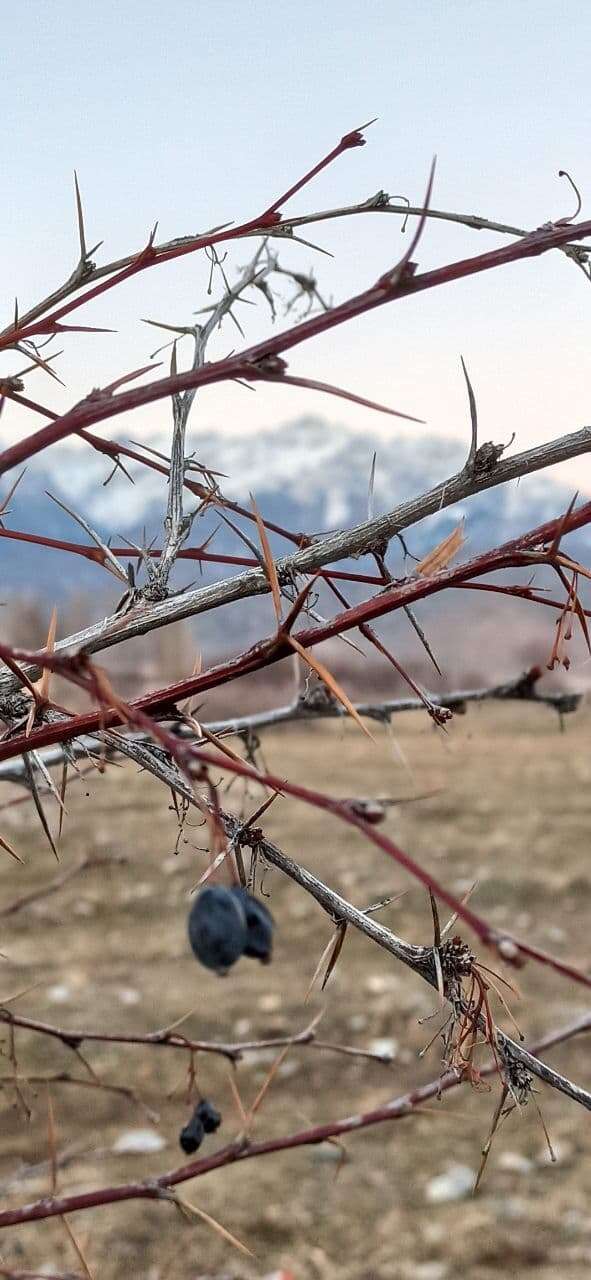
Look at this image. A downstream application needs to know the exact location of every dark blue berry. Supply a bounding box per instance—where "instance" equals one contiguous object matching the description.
[196,1098,222,1133]
[179,1112,204,1155]
[230,888,274,963]
[187,886,247,974]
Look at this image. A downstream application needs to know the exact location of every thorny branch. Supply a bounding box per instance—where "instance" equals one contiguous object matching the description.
[1,166,588,351]
[2,209,591,476]
[0,666,580,791]
[146,243,280,598]
[88,731,591,1108]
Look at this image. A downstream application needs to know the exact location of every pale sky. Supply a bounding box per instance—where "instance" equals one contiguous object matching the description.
[1,0,590,489]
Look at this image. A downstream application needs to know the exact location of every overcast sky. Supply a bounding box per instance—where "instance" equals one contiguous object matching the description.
[2,0,590,489]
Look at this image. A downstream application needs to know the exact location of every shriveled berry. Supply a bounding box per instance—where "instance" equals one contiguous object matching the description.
[230,888,274,963]
[188,886,247,974]
[196,1098,222,1133]
[179,1112,204,1155]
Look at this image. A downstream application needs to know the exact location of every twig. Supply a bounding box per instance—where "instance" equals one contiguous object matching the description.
[0,1007,392,1069]
[0,854,127,919]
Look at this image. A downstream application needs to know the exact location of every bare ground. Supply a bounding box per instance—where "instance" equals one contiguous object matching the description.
[0,701,590,1279]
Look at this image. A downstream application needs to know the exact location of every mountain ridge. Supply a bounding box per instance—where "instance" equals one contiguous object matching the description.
[1,415,588,606]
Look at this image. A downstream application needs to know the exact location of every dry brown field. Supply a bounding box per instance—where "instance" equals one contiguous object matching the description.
[0,701,590,1279]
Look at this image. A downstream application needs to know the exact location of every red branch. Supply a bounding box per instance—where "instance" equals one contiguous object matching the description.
[0,1012,587,1230]
[0,527,384,585]
[1,215,590,476]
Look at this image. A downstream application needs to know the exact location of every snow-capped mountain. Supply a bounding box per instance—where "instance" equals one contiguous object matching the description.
[1,415,587,625]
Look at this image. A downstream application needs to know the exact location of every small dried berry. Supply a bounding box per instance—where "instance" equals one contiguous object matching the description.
[188,886,247,974]
[196,1098,222,1133]
[230,888,274,963]
[179,1112,204,1155]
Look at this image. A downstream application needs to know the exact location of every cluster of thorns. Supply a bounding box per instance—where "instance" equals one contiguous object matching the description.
[421,889,555,1190]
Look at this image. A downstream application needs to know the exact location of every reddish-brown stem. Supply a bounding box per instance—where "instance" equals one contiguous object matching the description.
[0,1011,587,1230]
[0,527,383,585]
[262,121,370,214]
[1,215,590,475]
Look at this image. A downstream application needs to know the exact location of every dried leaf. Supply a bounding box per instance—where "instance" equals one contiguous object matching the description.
[37,607,57,704]
[173,1195,254,1258]
[305,922,347,1000]
[251,492,282,622]
[416,522,466,577]
[0,831,24,864]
